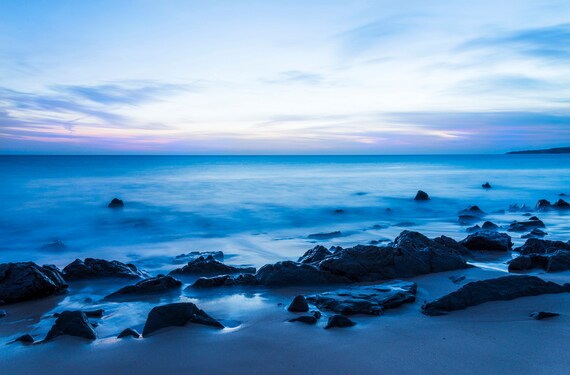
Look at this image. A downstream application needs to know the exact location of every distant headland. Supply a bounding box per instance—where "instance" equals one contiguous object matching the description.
[507,146,570,154]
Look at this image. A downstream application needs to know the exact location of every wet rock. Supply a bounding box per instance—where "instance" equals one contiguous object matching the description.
[288,316,317,324]
[117,328,140,338]
[482,182,492,189]
[108,198,124,209]
[84,309,104,318]
[63,258,149,281]
[287,295,309,312]
[169,255,255,276]
[460,231,512,251]
[529,216,540,221]
[553,199,570,209]
[508,204,533,213]
[45,311,97,341]
[522,228,548,239]
[308,231,342,240]
[458,205,485,217]
[312,311,322,319]
[257,261,349,287]
[535,199,552,211]
[325,315,356,329]
[142,302,223,337]
[306,281,417,316]
[173,251,224,264]
[105,275,182,299]
[507,219,546,233]
[0,309,6,318]
[298,245,332,264]
[481,221,499,231]
[414,190,430,200]
[508,250,570,273]
[530,311,559,320]
[421,275,570,316]
[0,262,68,304]
[191,273,258,288]
[514,238,570,255]
[14,334,35,344]
[466,225,482,233]
[41,239,66,250]
[449,274,466,284]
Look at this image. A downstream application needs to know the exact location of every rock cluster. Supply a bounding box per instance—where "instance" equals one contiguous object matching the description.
[0,262,68,304]
[169,255,255,276]
[63,258,149,281]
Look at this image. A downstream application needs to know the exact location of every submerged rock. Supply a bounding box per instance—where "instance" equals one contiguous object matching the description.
[458,206,485,217]
[45,311,96,341]
[514,238,570,255]
[466,225,482,233]
[508,250,570,273]
[298,246,333,264]
[108,198,124,209]
[414,190,430,201]
[117,328,140,338]
[481,221,499,231]
[169,255,255,276]
[306,281,417,316]
[530,311,559,320]
[105,275,182,299]
[41,239,66,250]
[287,295,309,312]
[553,199,570,209]
[142,302,223,337]
[522,228,548,239]
[508,204,533,213]
[325,315,356,329]
[14,334,35,344]
[257,261,349,287]
[288,316,317,325]
[0,262,67,304]
[308,231,342,240]
[460,231,512,251]
[421,275,570,316]
[191,273,258,288]
[535,199,552,211]
[173,251,224,264]
[482,182,492,189]
[63,258,148,281]
[507,219,546,233]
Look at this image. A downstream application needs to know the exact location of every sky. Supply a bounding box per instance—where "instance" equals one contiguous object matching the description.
[1,0,570,154]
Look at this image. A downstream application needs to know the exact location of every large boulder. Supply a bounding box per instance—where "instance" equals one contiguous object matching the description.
[508,250,570,273]
[298,246,333,264]
[191,274,258,288]
[169,255,255,276]
[45,311,96,341]
[421,275,570,316]
[104,275,182,299]
[460,231,512,251]
[0,262,67,304]
[63,258,148,281]
[513,238,570,255]
[142,303,223,337]
[306,280,417,316]
[257,261,349,287]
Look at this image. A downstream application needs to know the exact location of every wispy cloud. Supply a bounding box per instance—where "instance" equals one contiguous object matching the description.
[265,71,324,85]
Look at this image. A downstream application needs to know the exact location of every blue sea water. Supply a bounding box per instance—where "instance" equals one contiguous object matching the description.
[1,155,569,271]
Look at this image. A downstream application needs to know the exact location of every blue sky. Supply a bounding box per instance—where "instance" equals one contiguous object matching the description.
[1,0,569,154]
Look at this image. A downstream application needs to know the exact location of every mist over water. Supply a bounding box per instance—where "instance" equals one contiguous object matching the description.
[1,155,569,271]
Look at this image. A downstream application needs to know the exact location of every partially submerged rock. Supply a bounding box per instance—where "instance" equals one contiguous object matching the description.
[458,206,485,218]
[117,328,140,338]
[45,311,97,341]
[288,316,317,324]
[325,315,356,329]
[530,311,559,320]
[507,219,546,232]
[514,238,570,255]
[169,255,255,276]
[63,258,148,281]
[414,190,430,201]
[482,182,492,189]
[481,221,499,231]
[105,275,182,299]
[298,245,333,264]
[0,262,67,304]
[142,302,223,337]
[553,199,570,209]
[306,281,417,316]
[460,231,512,251]
[173,251,224,264]
[508,250,570,273]
[421,275,570,316]
[14,334,35,344]
[287,295,309,312]
[308,231,342,240]
[41,239,66,250]
[508,204,533,213]
[191,273,258,288]
[522,229,548,239]
[108,198,124,209]
[535,199,552,211]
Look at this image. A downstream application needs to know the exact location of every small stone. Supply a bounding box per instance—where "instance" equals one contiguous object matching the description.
[482,182,492,189]
[530,311,559,320]
[325,315,356,329]
[14,334,35,344]
[117,328,140,338]
[287,295,309,312]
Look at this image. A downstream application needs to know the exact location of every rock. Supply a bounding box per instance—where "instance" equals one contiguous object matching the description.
[45,311,97,341]
[306,281,417,316]
[142,302,223,337]
[117,328,140,338]
[63,258,148,281]
[333,209,345,214]
[535,199,552,211]
[173,251,224,264]
[287,295,309,312]
[325,315,356,329]
[507,219,546,232]
[169,255,255,276]
[414,190,430,200]
[460,231,512,251]
[466,225,482,233]
[0,309,6,318]
[553,199,570,209]
[481,221,499,231]
[421,275,570,316]
[84,309,104,318]
[508,250,570,273]
[530,311,559,320]
[508,204,533,213]
[298,245,332,264]
[257,261,349,287]
[529,216,540,221]
[522,229,548,239]
[288,316,317,324]
[482,182,492,189]
[0,262,68,304]
[105,275,182,299]
[108,198,124,209]
[449,274,466,284]
[308,231,342,240]
[41,240,66,250]
[458,205,485,218]
[191,274,258,288]
[312,311,322,319]
[14,334,35,344]
[514,238,570,255]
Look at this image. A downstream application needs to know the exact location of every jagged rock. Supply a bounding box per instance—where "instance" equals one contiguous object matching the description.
[421,275,570,316]
[522,229,548,239]
[0,262,68,304]
[312,311,322,319]
[466,225,482,233]
[169,255,255,276]
[481,221,499,231]
[288,316,317,324]
[458,206,485,218]
[306,281,417,316]
[173,251,224,264]
[191,273,258,288]
[507,219,546,232]
[508,204,533,213]
[257,261,349,286]
[325,315,356,329]
[105,276,182,299]
[14,334,35,344]
[287,295,309,312]
[514,238,570,255]
[460,231,512,251]
[142,303,223,337]
[535,199,552,211]
[117,328,140,338]
[508,250,570,272]
[298,246,333,264]
[482,182,492,189]
[41,240,66,250]
[108,198,124,209]
[63,258,148,281]
[414,190,430,201]
[530,311,559,320]
[553,199,570,209]
[45,311,96,341]
[308,231,342,240]
[0,309,6,318]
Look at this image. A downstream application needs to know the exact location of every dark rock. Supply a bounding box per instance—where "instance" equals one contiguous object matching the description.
[257,261,349,287]
[288,316,317,324]
[306,281,417,316]
[108,198,124,209]
[298,245,332,264]
[312,311,322,319]
[0,262,67,304]
[529,216,540,221]
[514,238,570,255]
[482,182,492,189]
[105,275,182,299]
[449,274,466,284]
[421,275,570,316]
[458,205,485,217]
[14,334,35,344]
[173,251,224,264]
[142,302,223,337]
[508,204,533,213]
[522,228,548,239]
[535,199,552,211]
[481,221,499,231]
[507,219,546,232]
[0,309,6,318]
[84,309,104,318]
[45,311,96,341]
[458,215,480,225]
[333,209,345,214]
[63,258,148,281]
[117,328,140,338]
[414,190,430,200]
[41,240,66,250]
[466,225,482,233]
[553,199,570,209]
[169,255,255,276]
[308,231,342,240]
[508,250,570,273]
[287,295,309,312]
[191,273,258,288]
[460,231,512,251]
[530,311,559,320]
[325,315,356,329]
